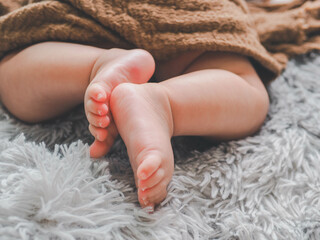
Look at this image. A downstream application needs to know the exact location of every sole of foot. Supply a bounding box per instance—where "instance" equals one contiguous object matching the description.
[110,82,175,209]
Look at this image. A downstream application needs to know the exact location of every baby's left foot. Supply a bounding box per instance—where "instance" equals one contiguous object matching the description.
[84,49,155,158]
[110,83,175,209]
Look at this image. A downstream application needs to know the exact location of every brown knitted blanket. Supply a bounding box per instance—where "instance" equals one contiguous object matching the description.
[0,0,319,82]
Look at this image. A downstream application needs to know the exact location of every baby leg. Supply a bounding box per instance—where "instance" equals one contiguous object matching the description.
[110,52,269,208]
[0,42,104,122]
[0,42,155,157]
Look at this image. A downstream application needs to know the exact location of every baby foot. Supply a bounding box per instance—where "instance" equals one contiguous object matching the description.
[84,49,155,158]
[110,83,174,209]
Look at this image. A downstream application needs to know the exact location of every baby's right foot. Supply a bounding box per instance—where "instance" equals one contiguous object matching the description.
[110,83,175,209]
[84,49,155,158]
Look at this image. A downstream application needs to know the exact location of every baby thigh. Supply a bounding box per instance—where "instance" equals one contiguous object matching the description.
[158,51,270,139]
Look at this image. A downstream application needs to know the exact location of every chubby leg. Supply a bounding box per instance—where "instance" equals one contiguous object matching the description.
[0,42,103,122]
[110,52,269,208]
[0,42,155,157]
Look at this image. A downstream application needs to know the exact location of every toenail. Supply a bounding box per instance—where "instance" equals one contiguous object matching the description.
[141,187,146,191]
[140,172,147,180]
[99,122,103,127]
[97,93,104,100]
[98,110,103,116]
[97,134,102,141]
[142,198,149,205]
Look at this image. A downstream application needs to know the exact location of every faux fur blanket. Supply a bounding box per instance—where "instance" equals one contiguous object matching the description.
[1,51,320,239]
[1,0,320,81]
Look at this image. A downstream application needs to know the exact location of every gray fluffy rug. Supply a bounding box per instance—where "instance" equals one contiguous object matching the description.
[1,52,320,240]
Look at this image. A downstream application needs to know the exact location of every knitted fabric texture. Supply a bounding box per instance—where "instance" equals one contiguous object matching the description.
[0,0,319,81]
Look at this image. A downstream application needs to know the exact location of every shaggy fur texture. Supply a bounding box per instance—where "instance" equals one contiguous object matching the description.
[1,52,320,239]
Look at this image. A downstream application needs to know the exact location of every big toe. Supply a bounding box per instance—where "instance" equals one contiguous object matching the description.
[137,153,162,181]
[86,83,108,103]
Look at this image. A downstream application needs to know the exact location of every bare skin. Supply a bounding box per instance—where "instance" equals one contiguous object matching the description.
[110,55,268,208]
[84,48,155,157]
[0,42,269,210]
[0,42,155,158]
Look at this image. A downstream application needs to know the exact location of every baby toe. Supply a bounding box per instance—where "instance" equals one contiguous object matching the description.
[86,99,109,116]
[89,124,108,141]
[87,83,107,102]
[137,154,162,180]
[138,179,169,206]
[139,168,165,191]
[87,112,110,128]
